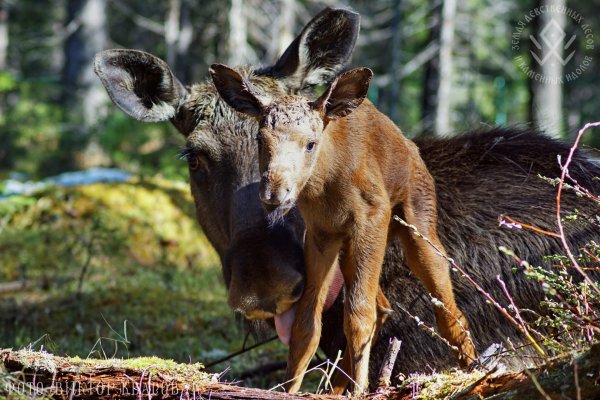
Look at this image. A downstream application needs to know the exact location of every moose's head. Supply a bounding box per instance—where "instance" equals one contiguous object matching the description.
[94,8,360,337]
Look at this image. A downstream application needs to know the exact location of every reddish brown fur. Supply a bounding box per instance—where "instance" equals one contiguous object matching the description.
[211,67,476,394]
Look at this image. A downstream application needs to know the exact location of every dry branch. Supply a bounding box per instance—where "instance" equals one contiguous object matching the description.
[376,337,401,388]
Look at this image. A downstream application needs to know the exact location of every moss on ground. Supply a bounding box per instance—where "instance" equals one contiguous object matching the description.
[0,177,288,389]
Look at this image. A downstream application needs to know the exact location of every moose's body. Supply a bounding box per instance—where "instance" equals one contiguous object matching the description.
[322,128,600,383]
[94,7,600,390]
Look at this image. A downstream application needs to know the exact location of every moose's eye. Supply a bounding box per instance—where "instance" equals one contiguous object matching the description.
[189,156,201,171]
[189,155,210,173]
[179,146,210,177]
[255,132,262,143]
[306,141,316,152]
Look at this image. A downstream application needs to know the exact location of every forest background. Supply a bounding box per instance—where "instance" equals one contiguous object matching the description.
[1,0,598,181]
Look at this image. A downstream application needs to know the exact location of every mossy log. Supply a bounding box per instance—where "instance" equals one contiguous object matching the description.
[2,345,599,399]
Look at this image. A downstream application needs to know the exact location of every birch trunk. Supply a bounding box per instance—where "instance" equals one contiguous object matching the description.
[531,0,565,138]
[63,0,108,129]
[165,0,181,69]
[0,4,7,70]
[434,0,456,135]
[227,0,247,66]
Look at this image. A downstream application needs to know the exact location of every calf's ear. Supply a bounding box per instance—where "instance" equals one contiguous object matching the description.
[312,68,372,119]
[209,64,268,118]
[94,49,188,123]
[259,7,360,90]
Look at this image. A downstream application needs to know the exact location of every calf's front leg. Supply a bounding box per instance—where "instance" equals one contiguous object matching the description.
[338,211,390,394]
[284,231,343,393]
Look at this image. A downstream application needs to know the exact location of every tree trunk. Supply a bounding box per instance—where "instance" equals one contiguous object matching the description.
[387,0,402,124]
[530,0,565,138]
[273,0,295,62]
[227,0,247,66]
[3,346,600,399]
[434,0,456,136]
[165,0,181,69]
[0,4,7,70]
[165,0,192,82]
[421,1,441,135]
[61,0,109,169]
[176,0,192,83]
[62,0,108,129]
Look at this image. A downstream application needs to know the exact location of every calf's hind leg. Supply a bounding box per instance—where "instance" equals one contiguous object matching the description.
[397,191,476,366]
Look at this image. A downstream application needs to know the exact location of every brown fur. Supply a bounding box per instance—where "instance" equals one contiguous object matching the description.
[210,67,477,394]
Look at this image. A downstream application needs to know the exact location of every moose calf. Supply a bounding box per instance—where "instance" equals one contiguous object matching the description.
[210,66,476,394]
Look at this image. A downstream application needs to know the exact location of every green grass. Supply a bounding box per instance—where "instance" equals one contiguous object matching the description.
[0,177,289,389]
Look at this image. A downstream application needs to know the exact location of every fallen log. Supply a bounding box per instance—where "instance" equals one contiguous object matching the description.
[0,349,333,400]
[1,344,599,399]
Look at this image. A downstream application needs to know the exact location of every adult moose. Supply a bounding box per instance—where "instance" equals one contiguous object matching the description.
[210,66,476,393]
[95,6,600,392]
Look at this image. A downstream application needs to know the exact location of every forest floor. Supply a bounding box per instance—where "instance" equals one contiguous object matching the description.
[1,178,599,399]
[0,178,289,389]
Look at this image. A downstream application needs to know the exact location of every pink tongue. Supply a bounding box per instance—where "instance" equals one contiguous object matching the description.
[274,305,296,345]
[274,266,345,346]
[324,266,345,312]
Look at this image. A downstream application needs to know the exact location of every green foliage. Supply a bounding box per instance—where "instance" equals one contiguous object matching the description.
[0,71,17,93]
[0,195,36,217]
[0,180,212,353]
[502,216,600,355]
[0,74,187,180]
[528,242,600,353]
[98,113,187,181]
[0,77,64,178]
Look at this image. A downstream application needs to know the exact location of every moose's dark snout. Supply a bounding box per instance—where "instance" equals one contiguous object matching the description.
[224,215,305,320]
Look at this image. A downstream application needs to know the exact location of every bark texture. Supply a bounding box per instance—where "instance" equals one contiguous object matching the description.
[2,345,599,400]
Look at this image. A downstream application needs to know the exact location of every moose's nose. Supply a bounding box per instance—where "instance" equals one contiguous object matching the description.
[232,297,278,320]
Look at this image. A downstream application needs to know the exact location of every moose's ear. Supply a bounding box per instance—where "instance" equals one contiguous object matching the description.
[94,49,188,122]
[259,7,360,90]
[209,64,268,117]
[312,68,372,119]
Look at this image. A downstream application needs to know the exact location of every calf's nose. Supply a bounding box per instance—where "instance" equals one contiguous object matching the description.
[259,177,290,206]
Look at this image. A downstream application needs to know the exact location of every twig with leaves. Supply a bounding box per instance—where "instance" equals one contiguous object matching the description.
[555,121,600,296]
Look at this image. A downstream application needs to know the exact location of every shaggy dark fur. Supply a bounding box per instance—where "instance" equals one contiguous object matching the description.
[321,127,600,382]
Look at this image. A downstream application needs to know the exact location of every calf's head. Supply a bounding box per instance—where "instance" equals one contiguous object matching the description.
[210,66,373,223]
[94,8,360,325]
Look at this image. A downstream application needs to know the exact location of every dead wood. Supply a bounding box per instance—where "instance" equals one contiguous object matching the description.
[376,337,401,388]
[0,349,336,400]
[1,344,599,399]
